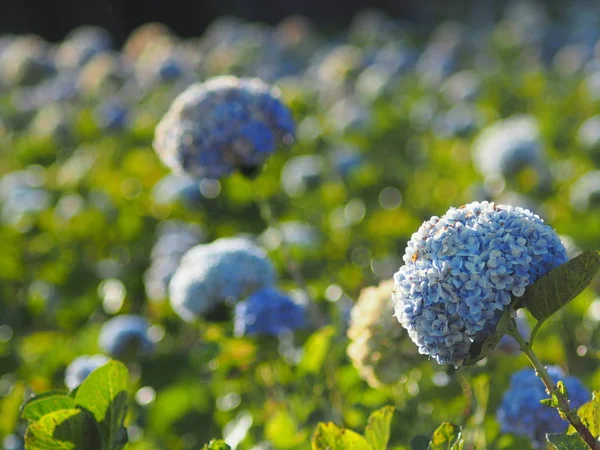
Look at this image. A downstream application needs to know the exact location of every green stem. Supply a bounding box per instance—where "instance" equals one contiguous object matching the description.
[528,320,544,347]
[254,193,325,328]
[510,326,599,450]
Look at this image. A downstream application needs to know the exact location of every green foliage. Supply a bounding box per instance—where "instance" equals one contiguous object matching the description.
[298,325,336,375]
[573,391,600,439]
[21,393,75,422]
[546,433,588,450]
[364,406,395,450]
[520,250,600,323]
[311,406,395,450]
[22,360,129,450]
[73,361,129,450]
[427,423,464,450]
[203,439,231,450]
[25,409,101,450]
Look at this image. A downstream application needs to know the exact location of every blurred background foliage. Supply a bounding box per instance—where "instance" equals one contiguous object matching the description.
[2,1,600,449]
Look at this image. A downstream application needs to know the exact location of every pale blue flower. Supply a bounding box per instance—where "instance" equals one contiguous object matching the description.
[393,201,567,366]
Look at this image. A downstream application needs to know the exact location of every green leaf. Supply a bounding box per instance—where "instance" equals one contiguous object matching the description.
[546,433,588,450]
[427,423,463,450]
[299,326,336,375]
[202,440,231,450]
[576,391,600,438]
[25,408,101,450]
[74,360,129,450]
[463,309,514,366]
[520,250,600,322]
[364,406,394,450]
[265,410,308,449]
[21,393,75,422]
[311,422,372,450]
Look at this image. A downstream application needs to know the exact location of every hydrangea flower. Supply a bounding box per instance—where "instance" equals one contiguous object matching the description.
[144,221,204,301]
[169,237,276,321]
[347,280,416,387]
[98,315,154,359]
[570,170,600,211]
[497,366,590,447]
[234,288,307,336]
[94,98,129,131]
[56,26,112,69]
[472,115,546,178]
[153,75,295,180]
[64,354,109,389]
[393,201,567,366]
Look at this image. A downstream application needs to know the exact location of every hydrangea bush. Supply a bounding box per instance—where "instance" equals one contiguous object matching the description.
[3,5,600,450]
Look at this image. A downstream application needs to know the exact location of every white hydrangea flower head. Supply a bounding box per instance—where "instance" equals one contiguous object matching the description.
[347,280,416,387]
[472,115,545,178]
[169,237,276,321]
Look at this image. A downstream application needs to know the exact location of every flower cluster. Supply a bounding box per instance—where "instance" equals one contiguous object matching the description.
[153,75,295,179]
[169,237,276,321]
[472,115,545,178]
[98,315,154,359]
[393,201,567,366]
[64,354,109,389]
[234,288,307,336]
[347,280,416,387]
[497,366,590,447]
[144,221,204,301]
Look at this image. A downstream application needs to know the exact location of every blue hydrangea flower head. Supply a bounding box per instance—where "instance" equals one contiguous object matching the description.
[393,201,567,366]
[570,170,600,211]
[153,75,295,179]
[64,354,109,389]
[497,366,590,447]
[169,237,276,321]
[234,288,307,336]
[98,315,154,359]
[472,115,545,178]
[347,280,416,387]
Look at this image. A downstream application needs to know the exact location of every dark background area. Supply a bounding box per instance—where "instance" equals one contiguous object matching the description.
[0,0,566,44]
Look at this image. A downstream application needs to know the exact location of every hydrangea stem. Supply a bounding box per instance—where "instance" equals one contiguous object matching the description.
[254,193,325,328]
[509,325,599,449]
